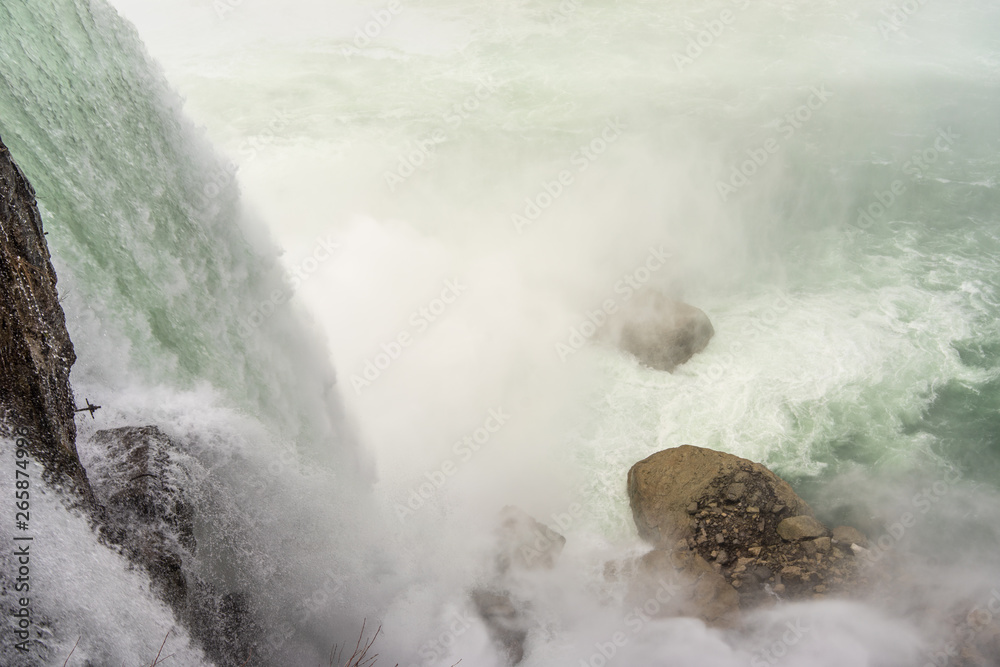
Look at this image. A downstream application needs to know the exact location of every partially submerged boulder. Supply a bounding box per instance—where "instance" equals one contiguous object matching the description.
[627,445,868,608]
[606,291,714,372]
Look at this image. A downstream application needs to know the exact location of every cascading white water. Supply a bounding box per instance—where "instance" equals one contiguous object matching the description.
[3,0,1000,664]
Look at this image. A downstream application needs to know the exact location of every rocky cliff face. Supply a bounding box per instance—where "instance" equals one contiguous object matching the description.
[0,134,92,505]
[0,136,258,664]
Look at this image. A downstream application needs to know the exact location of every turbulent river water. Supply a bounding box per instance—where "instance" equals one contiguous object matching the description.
[2,0,1000,665]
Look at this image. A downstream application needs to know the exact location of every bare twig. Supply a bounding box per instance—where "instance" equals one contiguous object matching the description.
[326,620,399,667]
[62,635,82,667]
[149,630,173,666]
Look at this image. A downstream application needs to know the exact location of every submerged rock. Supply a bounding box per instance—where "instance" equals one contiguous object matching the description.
[627,445,868,608]
[606,290,714,372]
[470,589,528,665]
[472,507,567,665]
[0,136,93,504]
[495,505,566,573]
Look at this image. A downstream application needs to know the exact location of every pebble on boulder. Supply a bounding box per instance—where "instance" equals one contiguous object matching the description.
[776,516,828,541]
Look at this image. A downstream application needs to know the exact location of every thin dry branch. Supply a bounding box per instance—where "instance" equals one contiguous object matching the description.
[62,636,81,667]
[148,629,174,667]
[326,620,399,667]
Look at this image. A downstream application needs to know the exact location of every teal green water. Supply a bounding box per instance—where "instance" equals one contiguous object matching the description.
[0,0,346,453]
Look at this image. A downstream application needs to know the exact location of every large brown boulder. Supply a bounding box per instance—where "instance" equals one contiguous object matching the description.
[627,445,812,548]
[627,445,867,608]
[606,291,714,372]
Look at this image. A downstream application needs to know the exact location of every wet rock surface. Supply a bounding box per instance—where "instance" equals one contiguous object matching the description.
[0,136,92,504]
[88,426,260,667]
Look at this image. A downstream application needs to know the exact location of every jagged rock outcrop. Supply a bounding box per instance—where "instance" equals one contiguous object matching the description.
[472,506,567,666]
[88,426,260,667]
[605,290,714,372]
[0,136,92,504]
[627,445,868,609]
[470,589,528,666]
